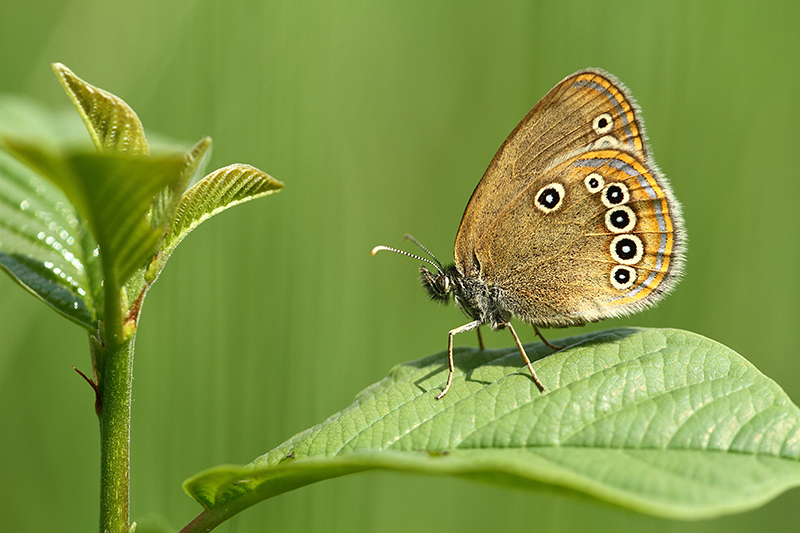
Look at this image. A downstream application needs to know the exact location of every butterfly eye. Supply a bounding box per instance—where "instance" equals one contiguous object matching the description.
[419,266,451,302]
[584,172,605,193]
[534,182,565,213]
[601,182,630,208]
[592,113,614,135]
[610,265,637,290]
[605,205,637,233]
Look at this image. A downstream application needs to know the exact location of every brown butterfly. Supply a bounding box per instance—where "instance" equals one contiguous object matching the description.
[373,68,685,399]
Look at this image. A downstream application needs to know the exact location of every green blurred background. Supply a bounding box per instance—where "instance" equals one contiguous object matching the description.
[2,1,800,531]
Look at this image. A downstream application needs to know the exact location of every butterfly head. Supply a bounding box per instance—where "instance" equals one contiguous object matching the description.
[419,264,460,304]
[373,234,460,303]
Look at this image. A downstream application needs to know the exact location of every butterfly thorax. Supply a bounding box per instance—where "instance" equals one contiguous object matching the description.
[420,264,510,330]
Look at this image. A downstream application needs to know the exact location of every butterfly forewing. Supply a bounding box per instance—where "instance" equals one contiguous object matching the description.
[455,69,650,277]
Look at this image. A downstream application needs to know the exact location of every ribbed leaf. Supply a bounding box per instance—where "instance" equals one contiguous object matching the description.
[1,140,185,286]
[157,164,282,267]
[53,63,149,155]
[183,328,800,525]
[0,147,96,329]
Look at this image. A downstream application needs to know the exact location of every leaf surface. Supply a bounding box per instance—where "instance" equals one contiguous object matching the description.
[0,147,96,328]
[1,140,185,286]
[183,328,800,526]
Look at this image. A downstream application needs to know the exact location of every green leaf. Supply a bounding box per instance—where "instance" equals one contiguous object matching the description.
[53,62,149,155]
[1,140,186,286]
[183,328,800,525]
[0,147,97,329]
[153,164,282,277]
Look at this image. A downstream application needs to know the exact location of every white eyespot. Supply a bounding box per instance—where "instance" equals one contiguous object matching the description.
[534,182,565,213]
[592,135,620,149]
[610,265,637,290]
[601,182,630,208]
[584,172,604,193]
[605,205,637,233]
[610,234,644,265]
[592,113,614,135]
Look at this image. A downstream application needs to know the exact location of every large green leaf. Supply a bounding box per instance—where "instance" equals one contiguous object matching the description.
[0,147,97,329]
[53,63,149,155]
[183,328,800,529]
[1,140,186,286]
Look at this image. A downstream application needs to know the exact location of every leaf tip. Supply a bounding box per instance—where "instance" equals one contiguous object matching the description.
[51,62,77,93]
[197,136,213,150]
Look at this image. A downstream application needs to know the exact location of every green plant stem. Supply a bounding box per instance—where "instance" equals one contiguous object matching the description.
[98,274,133,533]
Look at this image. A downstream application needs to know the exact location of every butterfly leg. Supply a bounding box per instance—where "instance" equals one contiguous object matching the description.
[476,326,485,350]
[506,323,546,392]
[533,325,564,351]
[436,320,481,400]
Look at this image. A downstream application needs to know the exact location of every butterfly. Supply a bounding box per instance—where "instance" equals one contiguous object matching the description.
[374,69,685,399]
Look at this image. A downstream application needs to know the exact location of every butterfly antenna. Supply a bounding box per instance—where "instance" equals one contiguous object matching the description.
[372,244,443,274]
[403,234,443,270]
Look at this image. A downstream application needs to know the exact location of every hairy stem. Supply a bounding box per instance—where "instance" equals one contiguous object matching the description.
[98,273,134,533]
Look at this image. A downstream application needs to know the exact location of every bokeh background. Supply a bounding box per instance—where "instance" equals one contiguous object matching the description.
[2,1,800,531]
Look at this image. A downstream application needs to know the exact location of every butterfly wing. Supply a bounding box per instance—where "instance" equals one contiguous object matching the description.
[454,69,684,327]
[456,69,648,272]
